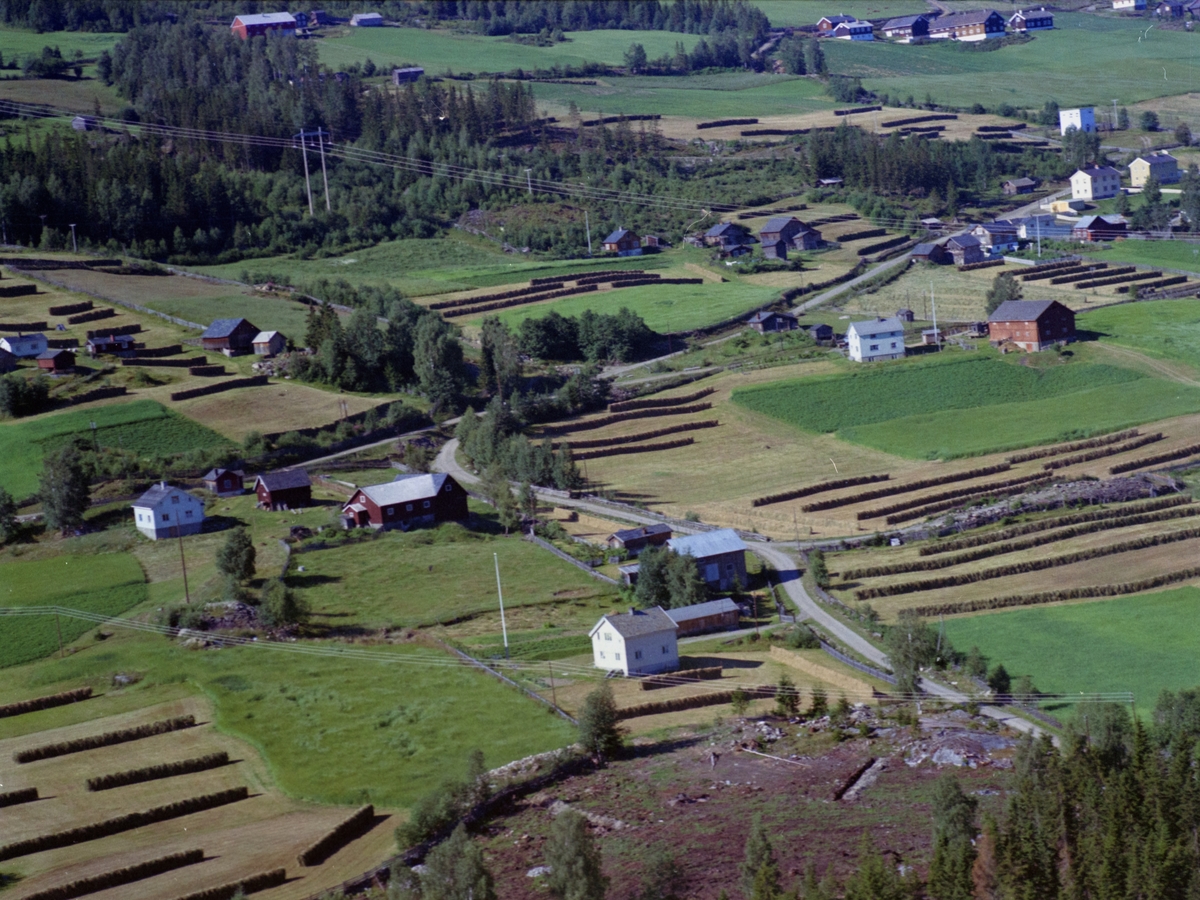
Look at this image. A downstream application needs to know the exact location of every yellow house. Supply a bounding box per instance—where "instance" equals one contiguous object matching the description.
[1129,152,1180,187]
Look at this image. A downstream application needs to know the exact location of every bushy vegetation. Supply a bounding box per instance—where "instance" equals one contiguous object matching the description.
[395,749,490,847]
[515,308,658,363]
[456,396,586,490]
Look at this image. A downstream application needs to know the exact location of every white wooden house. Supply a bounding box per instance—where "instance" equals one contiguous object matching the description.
[846,317,906,362]
[589,607,679,676]
[132,483,205,540]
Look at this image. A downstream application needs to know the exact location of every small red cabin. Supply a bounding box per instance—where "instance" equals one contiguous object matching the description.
[36,349,75,375]
[254,468,312,510]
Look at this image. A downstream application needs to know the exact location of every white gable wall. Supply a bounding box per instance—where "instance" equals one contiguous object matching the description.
[133,490,205,540]
[591,619,679,676]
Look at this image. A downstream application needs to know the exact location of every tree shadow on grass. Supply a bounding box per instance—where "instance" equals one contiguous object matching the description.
[202,514,249,533]
[286,573,341,589]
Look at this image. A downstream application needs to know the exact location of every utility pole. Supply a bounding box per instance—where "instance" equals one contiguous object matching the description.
[1036,216,1042,258]
[178,529,190,604]
[525,168,533,195]
[547,659,558,709]
[584,210,592,256]
[494,553,508,659]
[931,281,940,351]
[296,130,314,216]
[68,224,77,253]
[316,128,331,212]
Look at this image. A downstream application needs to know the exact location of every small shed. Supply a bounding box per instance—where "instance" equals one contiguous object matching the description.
[911,242,949,264]
[71,115,99,132]
[0,347,15,373]
[351,12,384,26]
[86,333,136,357]
[392,67,425,85]
[808,323,834,344]
[36,349,75,375]
[252,331,286,357]
[601,228,642,256]
[255,468,312,510]
[921,328,943,346]
[747,311,799,333]
[201,318,260,355]
[1003,177,1038,195]
[896,308,915,323]
[203,468,245,497]
[666,598,740,637]
[607,524,672,556]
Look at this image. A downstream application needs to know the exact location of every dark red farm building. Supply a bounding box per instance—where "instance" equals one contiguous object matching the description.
[988,299,1076,352]
[254,468,312,510]
[203,468,245,497]
[200,318,260,355]
[231,12,297,39]
[341,473,469,530]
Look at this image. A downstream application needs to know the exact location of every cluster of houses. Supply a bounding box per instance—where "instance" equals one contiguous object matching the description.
[199,318,287,357]
[230,10,382,39]
[0,332,76,376]
[816,8,1052,42]
[1113,0,1200,15]
[673,216,824,261]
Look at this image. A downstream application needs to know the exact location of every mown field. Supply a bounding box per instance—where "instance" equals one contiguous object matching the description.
[825,12,1200,108]
[1081,299,1200,372]
[751,0,928,26]
[1091,242,1200,276]
[0,552,148,668]
[293,522,619,630]
[731,354,1200,458]
[944,586,1200,711]
[316,27,704,75]
[0,400,230,499]
[0,30,120,61]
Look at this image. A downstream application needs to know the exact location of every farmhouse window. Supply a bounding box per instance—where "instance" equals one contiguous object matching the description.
[185,510,193,518]
[891,342,898,349]
[635,650,643,660]
[599,651,605,659]
[869,343,879,351]
[423,501,431,508]
[162,513,170,521]
[615,653,621,661]
[406,504,413,511]
[662,645,669,654]
[605,633,612,641]
[445,485,452,493]
[387,507,393,515]
[171,496,179,504]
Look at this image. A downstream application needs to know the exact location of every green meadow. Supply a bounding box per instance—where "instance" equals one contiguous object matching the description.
[0,29,120,62]
[944,587,1200,712]
[1091,242,1200,276]
[826,12,1200,108]
[138,290,314,336]
[1081,299,1200,371]
[0,552,148,668]
[531,72,834,119]
[751,1,928,26]
[316,27,703,75]
[0,400,230,499]
[733,355,1200,458]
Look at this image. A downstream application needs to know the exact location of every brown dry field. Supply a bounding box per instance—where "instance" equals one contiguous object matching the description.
[0,696,396,900]
[163,382,382,442]
[656,109,1029,143]
[0,77,125,116]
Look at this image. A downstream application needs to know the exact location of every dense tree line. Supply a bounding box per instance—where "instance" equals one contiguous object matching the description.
[456,396,585,490]
[515,308,658,363]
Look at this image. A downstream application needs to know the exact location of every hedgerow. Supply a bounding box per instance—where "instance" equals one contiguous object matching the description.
[20,849,205,900]
[298,805,375,866]
[88,752,230,792]
[845,503,1200,578]
[15,715,196,763]
[1110,442,1200,474]
[1007,429,1140,464]
[1042,433,1163,470]
[751,474,890,508]
[0,687,91,719]
[920,495,1189,555]
[853,526,1200,600]
[801,464,1011,512]
[0,788,248,861]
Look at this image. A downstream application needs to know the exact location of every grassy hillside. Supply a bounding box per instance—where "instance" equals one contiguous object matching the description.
[826,12,1200,108]
[317,27,703,75]
[1081,299,1200,371]
[944,586,1200,712]
[0,400,231,499]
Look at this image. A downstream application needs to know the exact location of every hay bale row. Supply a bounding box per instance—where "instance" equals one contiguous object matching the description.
[531,270,639,286]
[0,787,248,861]
[1042,433,1163,470]
[752,474,890,508]
[858,472,1049,521]
[857,235,909,257]
[880,114,957,127]
[853,526,1200,600]
[1051,265,1130,285]
[135,344,184,357]
[1110,442,1200,474]
[170,376,268,402]
[442,284,598,318]
[66,308,116,325]
[0,787,38,807]
[697,118,758,129]
[1006,429,1140,463]
[574,436,694,461]
[957,259,1005,272]
[297,805,375,867]
[801,465,1011,512]
[847,503,1200,578]
[1118,275,1187,294]
[21,849,205,900]
[88,751,230,792]
[189,365,228,377]
[543,403,713,435]
[167,868,286,900]
[836,227,887,243]
[48,301,93,316]
[0,320,47,331]
[834,105,881,116]
[0,284,38,298]
[0,686,91,719]
[559,420,718,450]
[639,666,723,691]
[121,357,205,368]
[1074,270,1160,290]
[430,281,566,311]
[919,495,1190,555]
[15,715,196,763]
[615,686,774,720]
[1022,263,1105,282]
[608,387,714,413]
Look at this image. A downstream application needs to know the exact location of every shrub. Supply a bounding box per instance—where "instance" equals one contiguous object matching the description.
[260,578,309,627]
[578,683,623,757]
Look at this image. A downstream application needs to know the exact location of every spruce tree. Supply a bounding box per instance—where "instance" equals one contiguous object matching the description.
[0,486,17,544]
[577,683,622,760]
[985,272,1022,316]
[545,809,608,900]
[217,527,256,582]
[740,818,777,899]
[928,775,978,900]
[39,444,90,534]
[420,824,496,900]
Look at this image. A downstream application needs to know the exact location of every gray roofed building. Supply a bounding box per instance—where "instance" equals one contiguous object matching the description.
[667,529,747,559]
[593,606,678,640]
[201,318,252,339]
[590,606,679,675]
[357,473,450,506]
[847,316,905,338]
[132,482,205,540]
[987,299,1058,322]
[666,597,739,623]
[257,468,313,492]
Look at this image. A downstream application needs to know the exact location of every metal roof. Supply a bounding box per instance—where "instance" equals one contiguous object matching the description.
[760,216,805,234]
[819,15,857,24]
[36,349,70,359]
[912,243,939,255]
[883,14,929,27]
[603,228,634,243]
[665,598,739,624]
[705,222,740,237]
[252,331,280,343]
[233,12,297,26]
[201,318,255,339]
[987,299,1059,322]
[667,528,747,559]
[930,9,1002,28]
[256,468,312,492]
[847,317,904,338]
[610,523,672,543]
[350,473,449,507]
[947,234,981,249]
[589,606,677,639]
[133,483,201,510]
[1074,166,1120,178]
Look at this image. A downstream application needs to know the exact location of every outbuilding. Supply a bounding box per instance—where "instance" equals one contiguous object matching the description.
[350,12,384,26]
[231,12,297,39]
[132,483,205,540]
[201,318,260,355]
[254,468,312,511]
[988,299,1075,352]
[0,348,15,374]
[882,14,931,40]
[911,242,949,264]
[341,473,469,530]
[667,529,748,592]
[86,333,137,357]
[927,9,1005,40]
[392,67,424,85]
[590,607,679,676]
[1072,215,1127,242]
[1003,177,1038,195]
[1009,8,1054,29]
[759,216,823,252]
[747,311,799,333]
[252,331,286,357]
[606,523,672,556]
[601,228,642,256]
[666,597,740,637]
[808,323,834,343]
[203,468,245,497]
[0,333,48,358]
[945,234,985,266]
[36,349,74,375]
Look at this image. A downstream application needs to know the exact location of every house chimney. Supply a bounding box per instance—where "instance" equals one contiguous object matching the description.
[629,607,637,615]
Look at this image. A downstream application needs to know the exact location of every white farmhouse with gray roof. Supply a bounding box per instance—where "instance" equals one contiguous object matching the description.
[846,317,906,363]
[132,483,205,540]
[589,607,679,676]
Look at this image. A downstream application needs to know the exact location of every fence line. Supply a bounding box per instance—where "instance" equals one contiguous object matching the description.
[438,639,577,724]
[524,533,619,585]
[818,641,897,686]
[6,268,205,330]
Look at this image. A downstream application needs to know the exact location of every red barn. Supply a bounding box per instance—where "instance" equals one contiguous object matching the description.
[203,468,245,497]
[36,349,75,375]
[341,473,469,531]
[988,299,1075,352]
[254,468,312,510]
[231,12,297,39]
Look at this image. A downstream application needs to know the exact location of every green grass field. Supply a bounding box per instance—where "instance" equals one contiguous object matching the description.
[493,279,781,333]
[751,0,928,26]
[1091,241,1200,276]
[0,29,120,62]
[316,27,703,75]
[294,522,617,629]
[826,12,1200,108]
[0,626,576,807]
[0,552,148,668]
[0,400,231,498]
[532,72,834,119]
[733,354,1200,458]
[1081,299,1200,371]
[140,290,313,336]
[944,587,1200,711]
